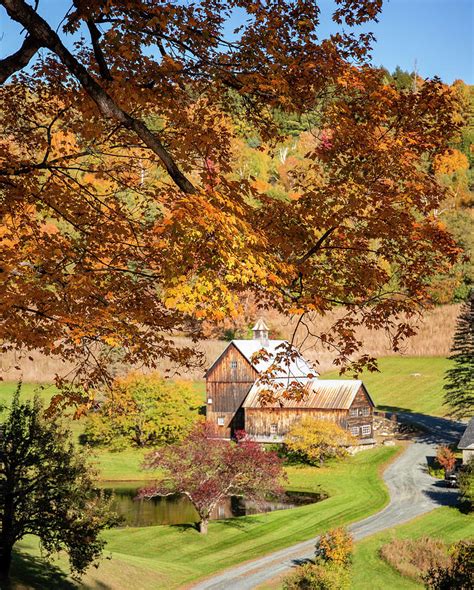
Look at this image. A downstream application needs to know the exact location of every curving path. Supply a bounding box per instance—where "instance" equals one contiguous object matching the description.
[191,414,465,590]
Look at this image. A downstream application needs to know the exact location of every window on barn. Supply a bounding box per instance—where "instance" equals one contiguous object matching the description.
[270,423,278,434]
[350,426,359,436]
[230,360,238,368]
[207,398,213,404]
[361,425,371,436]
[349,408,358,417]
[359,407,370,417]
[217,417,225,426]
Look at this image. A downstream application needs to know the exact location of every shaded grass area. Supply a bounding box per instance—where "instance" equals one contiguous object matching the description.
[351,507,474,590]
[12,446,400,589]
[322,357,452,417]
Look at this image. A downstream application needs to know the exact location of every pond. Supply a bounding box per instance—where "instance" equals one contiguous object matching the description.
[101,482,325,527]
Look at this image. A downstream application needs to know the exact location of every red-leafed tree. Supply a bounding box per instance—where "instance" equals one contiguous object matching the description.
[436,445,456,475]
[141,424,286,533]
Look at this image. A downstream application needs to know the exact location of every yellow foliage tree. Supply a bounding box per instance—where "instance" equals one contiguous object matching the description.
[316,527,354,567]
[284,418,355,465]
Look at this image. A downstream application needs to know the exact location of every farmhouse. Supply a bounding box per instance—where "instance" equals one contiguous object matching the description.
[205,319,375,443]
[458,417,474,464]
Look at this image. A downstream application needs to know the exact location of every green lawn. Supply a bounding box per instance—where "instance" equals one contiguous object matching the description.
[12,445,400,589]
[351,507,474,590]
[322,356,452,417]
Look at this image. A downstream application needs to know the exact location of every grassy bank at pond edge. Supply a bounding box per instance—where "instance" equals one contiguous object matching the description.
[13,445,400,589]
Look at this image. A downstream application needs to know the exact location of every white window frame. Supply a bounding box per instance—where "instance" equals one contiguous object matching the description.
[349,408,358,417]
[360,407,370,417]
[207,397,213,404]
[350,426,359,436]
[230,360,238,369]
[217,417,225,426]
[361,425,371,436]
[270,423,278,434]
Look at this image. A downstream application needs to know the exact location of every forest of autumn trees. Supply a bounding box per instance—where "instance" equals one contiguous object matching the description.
[0,0,470,401]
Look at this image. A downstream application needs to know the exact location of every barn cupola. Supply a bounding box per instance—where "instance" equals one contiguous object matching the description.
[252,318,269,347]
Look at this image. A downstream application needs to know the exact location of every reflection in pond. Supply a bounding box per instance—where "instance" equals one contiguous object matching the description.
[101,482,325,527]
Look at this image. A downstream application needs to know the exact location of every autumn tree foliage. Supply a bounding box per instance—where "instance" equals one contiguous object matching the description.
[141,424,286,534]
[0,0,464,397]
[0,388,113,582]
[435,446,456,476]
[424,540,474,590]
[81,372,201,448]
[284,418,355,465]
[315,527,354,567]
[283,527,353,589]
[443,292,474,419]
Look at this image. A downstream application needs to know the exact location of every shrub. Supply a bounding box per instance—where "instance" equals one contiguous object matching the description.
[315,527,353,567]
[282,562,350,590]
[424,539,474,589]
[379,537,449,582]
[458,458,474,512]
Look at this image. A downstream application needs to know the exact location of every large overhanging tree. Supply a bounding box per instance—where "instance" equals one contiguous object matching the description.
[0,0,462,400]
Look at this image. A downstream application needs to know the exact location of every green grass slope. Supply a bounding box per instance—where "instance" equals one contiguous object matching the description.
[322,357,452,417]
[12,446,399,590]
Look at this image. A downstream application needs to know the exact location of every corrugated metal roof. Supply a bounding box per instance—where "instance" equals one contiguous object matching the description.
[232,339,317,378]
[458,417,474,450]
[243,378,368,410]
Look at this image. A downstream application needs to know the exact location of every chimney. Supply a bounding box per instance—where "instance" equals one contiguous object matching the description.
[252,318,269,347]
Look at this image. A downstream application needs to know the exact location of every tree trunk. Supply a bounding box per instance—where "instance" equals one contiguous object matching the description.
[198,519,209,534]
[0,542,13,585]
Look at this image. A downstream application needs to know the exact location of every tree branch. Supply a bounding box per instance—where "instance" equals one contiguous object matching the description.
[297,226,337,265]
[85,18,113,81]
[1,0,197,194]
[0,34,41,83]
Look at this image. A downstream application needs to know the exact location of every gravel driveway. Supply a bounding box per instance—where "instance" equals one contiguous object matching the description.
[191,414,465,590]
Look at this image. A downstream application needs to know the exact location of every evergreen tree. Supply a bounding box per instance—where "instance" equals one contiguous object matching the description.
[443,292,474,418]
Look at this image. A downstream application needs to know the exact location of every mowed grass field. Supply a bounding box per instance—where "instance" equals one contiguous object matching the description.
[322,356,452,417]
[12,445,400,590]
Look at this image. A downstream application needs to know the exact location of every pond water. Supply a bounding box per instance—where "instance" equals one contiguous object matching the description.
[101,482,325,527]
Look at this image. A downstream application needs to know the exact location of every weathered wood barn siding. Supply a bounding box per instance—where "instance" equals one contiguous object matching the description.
[205,344,258,439]
[345,385,374,438]
[244,384,374,443]
[245,408,347,441]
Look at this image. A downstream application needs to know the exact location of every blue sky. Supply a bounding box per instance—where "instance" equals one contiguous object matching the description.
[1,0,473,84]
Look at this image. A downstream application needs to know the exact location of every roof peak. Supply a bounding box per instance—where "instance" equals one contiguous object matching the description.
[252,317,269,331]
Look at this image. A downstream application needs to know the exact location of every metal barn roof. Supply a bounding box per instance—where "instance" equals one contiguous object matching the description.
[458,417,474,450]
[243,378,373,410]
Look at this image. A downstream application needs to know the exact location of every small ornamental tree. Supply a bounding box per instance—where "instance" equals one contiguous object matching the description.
[284,418,355,466]
[436,445,456,476]
[443,292,474,419]
[141,424,286,534]
[315,527,354,567]
[0,388,113,582]
[82,372,201,448]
